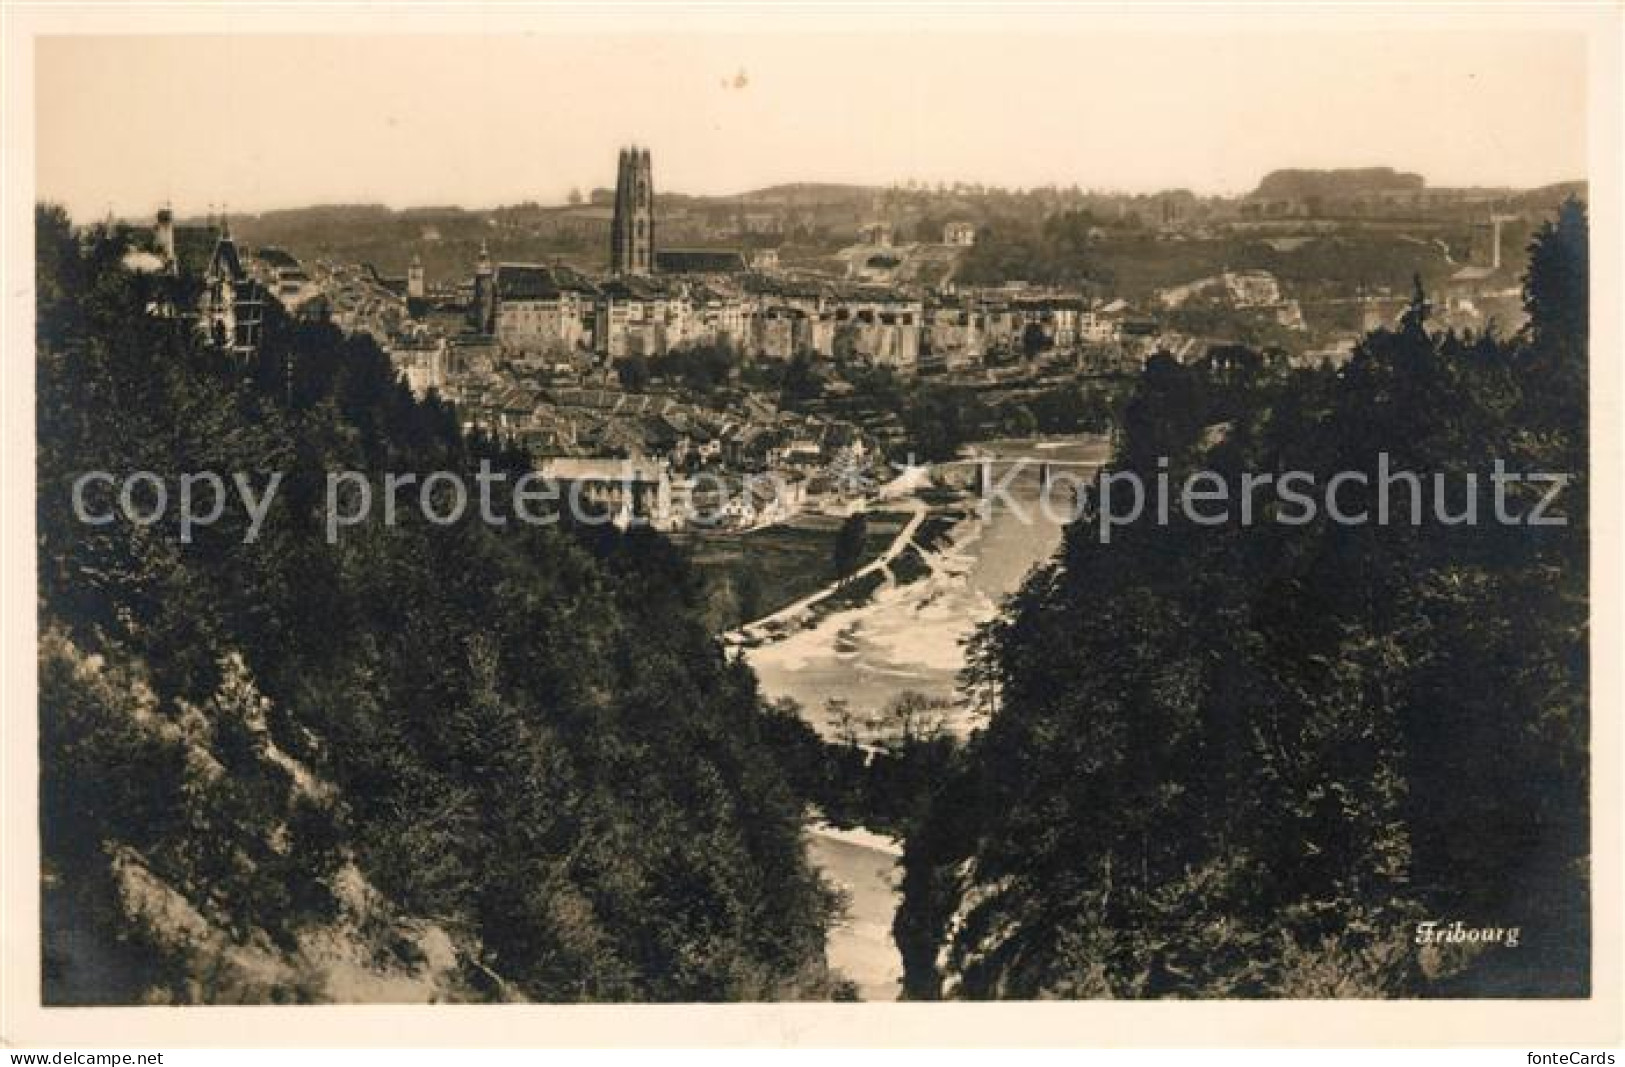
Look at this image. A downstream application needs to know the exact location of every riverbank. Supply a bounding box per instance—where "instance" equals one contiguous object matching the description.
[682,509,912,634]
[749,435,1110,999]
[806,823,905,1002]
[743,489,1006,739]
[722,497,930,646]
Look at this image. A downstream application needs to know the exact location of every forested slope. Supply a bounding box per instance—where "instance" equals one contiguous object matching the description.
[897,202,1590,999]
[36,206,838,1004]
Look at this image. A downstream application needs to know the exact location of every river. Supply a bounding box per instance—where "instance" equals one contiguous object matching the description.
[745,434,1111,1000]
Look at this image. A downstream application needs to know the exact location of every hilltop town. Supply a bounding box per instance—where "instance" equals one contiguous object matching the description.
[34,14,1600,1017]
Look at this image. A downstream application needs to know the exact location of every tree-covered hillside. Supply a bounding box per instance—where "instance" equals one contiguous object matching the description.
[36,206,839,1004]
[896,202,1590,999]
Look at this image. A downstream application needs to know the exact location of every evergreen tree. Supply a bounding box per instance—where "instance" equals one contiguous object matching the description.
[897,201,1591,999]
[36,207,841,1004]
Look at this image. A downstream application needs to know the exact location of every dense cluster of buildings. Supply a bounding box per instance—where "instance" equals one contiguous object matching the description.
[462,255,1156,375]
[435,148,1152,379]
[120,149,1555,529]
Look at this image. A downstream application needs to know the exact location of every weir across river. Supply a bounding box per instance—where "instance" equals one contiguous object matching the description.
[743,435,1114,999]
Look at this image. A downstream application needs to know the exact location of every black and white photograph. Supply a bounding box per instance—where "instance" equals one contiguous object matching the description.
[2,1,1621,1053]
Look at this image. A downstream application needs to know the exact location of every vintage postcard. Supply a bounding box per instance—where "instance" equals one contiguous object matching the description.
[2,1,1620,1051]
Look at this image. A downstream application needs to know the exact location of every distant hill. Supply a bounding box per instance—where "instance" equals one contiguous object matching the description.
[729,183,880,206]
[1251,167,1426,201]
[1517,181,1589,210]
[147,171,1582,286]
[221,204,395,228]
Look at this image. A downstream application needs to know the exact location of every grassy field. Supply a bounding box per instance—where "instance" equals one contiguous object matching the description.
[680,510,911,632]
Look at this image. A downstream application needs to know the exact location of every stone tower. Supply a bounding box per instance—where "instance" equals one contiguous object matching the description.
[470,240,495,333]
[610,146,654,276]
[407,252,425,299]
[155,205,177,271]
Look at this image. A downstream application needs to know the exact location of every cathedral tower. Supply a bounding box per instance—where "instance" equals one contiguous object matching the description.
[407,252,425,299]
[470,240,495,333]
[610,146,654,276]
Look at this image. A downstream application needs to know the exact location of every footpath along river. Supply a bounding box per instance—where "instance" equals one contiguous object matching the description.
[744,434,1111,1000]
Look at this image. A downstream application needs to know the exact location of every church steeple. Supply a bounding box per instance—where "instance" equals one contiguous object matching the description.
[407,251,425,299]
[470,239,496,333]
[610,145,654,276]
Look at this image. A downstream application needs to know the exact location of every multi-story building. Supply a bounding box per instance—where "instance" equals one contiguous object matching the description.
[1077,307,1121,346]
[686,282,754,351]
[122,207,266,355]
[923,301,988,370]
[196,221,265,355]
[596,276,676,359]
[489,263,597,356]
[539,457,674,529]
[1222,270,1284,308]
[389,333,449,399]
[831,287,922,369]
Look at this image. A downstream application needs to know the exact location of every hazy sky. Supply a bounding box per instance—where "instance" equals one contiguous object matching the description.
[36,31,1587,218]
